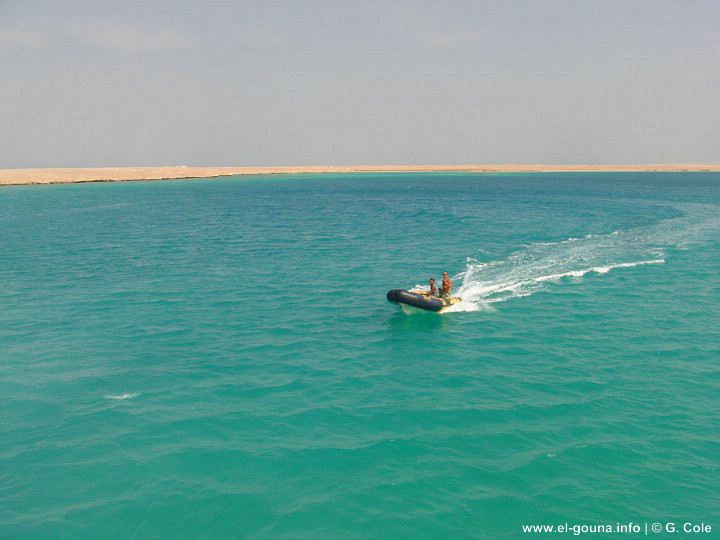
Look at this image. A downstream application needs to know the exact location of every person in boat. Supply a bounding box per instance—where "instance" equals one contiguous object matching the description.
[426,277,438,297]
[440,272,452,298]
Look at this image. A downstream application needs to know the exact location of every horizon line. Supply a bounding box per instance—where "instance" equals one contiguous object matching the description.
[2,163,719,187]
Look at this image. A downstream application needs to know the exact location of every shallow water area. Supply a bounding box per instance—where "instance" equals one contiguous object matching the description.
[1,172,719,538]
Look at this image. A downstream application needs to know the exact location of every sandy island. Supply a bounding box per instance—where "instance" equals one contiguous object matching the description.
[1,164,719,186]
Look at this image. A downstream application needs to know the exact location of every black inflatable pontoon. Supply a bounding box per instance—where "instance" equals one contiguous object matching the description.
[387,289,461,312]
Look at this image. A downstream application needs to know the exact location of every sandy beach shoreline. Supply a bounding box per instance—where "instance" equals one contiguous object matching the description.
[1,164,719,186]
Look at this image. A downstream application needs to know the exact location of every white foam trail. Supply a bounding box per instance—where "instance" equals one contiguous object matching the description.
[449,202,719,312]
[534,259,665,282]
[104,392,140,400]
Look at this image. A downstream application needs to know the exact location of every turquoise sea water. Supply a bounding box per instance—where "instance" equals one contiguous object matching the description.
[1,172,719,539]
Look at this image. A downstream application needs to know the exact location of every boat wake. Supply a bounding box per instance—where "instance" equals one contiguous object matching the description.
[445,202,720,313]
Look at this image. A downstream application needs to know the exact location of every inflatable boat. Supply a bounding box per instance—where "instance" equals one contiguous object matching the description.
[386,289,462,313]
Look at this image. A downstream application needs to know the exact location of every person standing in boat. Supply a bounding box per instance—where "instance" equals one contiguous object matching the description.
[440,272,452,298]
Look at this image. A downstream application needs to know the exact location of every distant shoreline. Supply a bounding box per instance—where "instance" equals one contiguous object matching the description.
[1,164,719,186]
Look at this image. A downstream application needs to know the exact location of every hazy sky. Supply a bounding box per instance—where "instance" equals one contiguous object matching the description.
[1,0,718,167]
